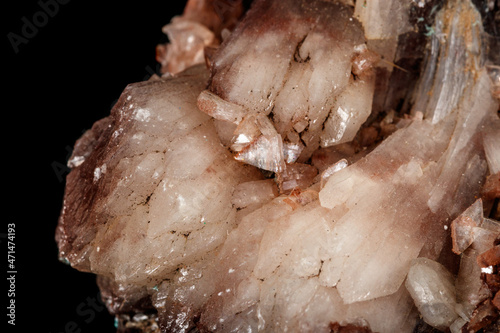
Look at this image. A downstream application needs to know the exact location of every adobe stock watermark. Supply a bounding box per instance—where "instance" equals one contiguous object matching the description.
[50,291,108,333]
[52,144,73,183]
[51,63,162,183]
[7,0,71,54]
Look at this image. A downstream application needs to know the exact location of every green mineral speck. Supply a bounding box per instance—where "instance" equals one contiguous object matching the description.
[114,317,119,328]
[424,25,435,36]
[58,256,70,265]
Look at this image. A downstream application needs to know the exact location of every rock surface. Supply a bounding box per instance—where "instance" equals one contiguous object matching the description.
[56,65,263,284]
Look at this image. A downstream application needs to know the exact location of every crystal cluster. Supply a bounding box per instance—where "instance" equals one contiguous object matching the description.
[197,0,376,169]
[56,0,500,332]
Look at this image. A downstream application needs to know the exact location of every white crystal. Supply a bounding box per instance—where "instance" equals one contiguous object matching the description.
[405,258,459,330]
[412,0,484,124]
[320,159,348,189]
[483,121,500,174]
[234,134,285,173]
[197,89,247,124]
[481,266,494,274]
[205,0,370,164]
[158,17,215,75]
[354,0,411,40]
[231,179,278,211]
[320,76,375,147]
[449,317,468,333]
[61,66,264,284]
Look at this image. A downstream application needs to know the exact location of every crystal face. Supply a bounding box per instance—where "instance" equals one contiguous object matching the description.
[56,0,500,332]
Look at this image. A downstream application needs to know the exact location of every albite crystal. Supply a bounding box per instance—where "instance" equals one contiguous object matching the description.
[56,0,500,332]
[56,65,263,284]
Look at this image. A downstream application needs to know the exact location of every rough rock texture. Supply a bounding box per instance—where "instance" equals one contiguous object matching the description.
[56,0,500,332]
[56,65,263,284]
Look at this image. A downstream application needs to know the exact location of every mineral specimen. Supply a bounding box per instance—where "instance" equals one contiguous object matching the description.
[56,0,500,332]
[156,0,244,75]
[406,258,460,330]
[196,0,376,168]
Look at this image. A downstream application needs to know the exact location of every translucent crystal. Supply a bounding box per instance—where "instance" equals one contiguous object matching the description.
[320,76,375,147]
[156,0,243,75]
[283,142,304,164]
[234,134,285,173]
[455,248,491,319]
[483,121,500,174]
[203,0,371,165]
[157,17,215,75]
[231,179,278,211]
[451,199,484,254]
[405,258,459,330]
[320,159,348,189]
[197,89,247,124]
[277,163,318,193]
[354,0,411,40]
[411,0,484,124]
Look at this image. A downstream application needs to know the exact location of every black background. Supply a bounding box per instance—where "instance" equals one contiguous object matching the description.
[5,1,186,332]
